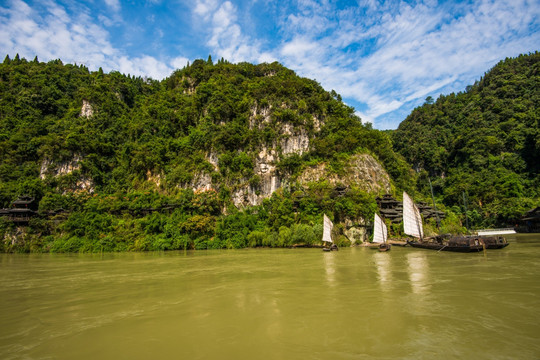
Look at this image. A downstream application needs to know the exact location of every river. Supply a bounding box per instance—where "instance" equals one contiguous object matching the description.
[0,233,539,359]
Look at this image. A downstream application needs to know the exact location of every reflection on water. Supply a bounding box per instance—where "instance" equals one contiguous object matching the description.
[406,251,430,294]
[323,251,336,284]
[1,235,540,360]
[373,253,391,291]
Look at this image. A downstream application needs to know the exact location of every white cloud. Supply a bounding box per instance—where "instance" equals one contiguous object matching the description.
[0,0,538,129]
[171,56,190,70]
[280,37,319,58]
[193,0,266,63]
[104,0,120,12]
[0,0,187,79]
[118,55,174,79]
[271,0,540,129]
[194,0,220,18]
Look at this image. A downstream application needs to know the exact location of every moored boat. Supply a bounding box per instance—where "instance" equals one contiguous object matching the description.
[407,234,484,252]
[479,235,509,249]
[403,192,484,252]
[322,214,338,251]
[373,213,391,252]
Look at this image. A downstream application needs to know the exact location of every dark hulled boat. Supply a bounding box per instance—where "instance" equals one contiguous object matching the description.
[407,234,484,252]
[322,214,338,251]
[373,213,391,252]
[480,235,509,249]
[402,192,506,253]
[377,243,391,252]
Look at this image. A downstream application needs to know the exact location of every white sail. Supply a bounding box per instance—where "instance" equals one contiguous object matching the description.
[373,213,388,244]
[322,214,334,243]
[402,192,424,239]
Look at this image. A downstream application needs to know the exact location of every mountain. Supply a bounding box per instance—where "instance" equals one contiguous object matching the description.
[0,55,412,252]
[392,52,540,227]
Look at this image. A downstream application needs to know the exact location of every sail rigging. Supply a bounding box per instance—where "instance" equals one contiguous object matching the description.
[403,192,424,239]
[322,214,333,243]
[373,213,388,244]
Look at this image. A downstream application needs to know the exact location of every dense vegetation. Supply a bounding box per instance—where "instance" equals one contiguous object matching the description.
[0,55,412,252]
[392,52,540,228]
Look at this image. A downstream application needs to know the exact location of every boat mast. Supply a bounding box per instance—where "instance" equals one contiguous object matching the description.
[322,214,334,244]
[428,178,441,230]
[463,191,470,231]
[403,192,424,240]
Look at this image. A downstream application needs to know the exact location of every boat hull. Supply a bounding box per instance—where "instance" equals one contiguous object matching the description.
[485,243,509,249]
[479,236,509,249]
[407,241,484,252]
[323,244,339,251]
[378,243,391,252]
[408,235,491,252]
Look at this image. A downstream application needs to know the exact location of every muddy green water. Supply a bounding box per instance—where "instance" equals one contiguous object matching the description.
[0,234,539,359]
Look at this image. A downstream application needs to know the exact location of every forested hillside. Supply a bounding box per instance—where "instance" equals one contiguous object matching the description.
[0,55,412,252]
[392,52,539,228]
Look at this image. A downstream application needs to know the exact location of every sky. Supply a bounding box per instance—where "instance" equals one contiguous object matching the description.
[0,0,539,129]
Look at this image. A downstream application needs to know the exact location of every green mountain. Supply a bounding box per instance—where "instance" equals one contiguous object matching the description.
[0,55,412,252]
[392,52,540,228]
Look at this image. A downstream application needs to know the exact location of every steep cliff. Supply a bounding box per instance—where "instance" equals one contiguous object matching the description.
[0,56,411,251]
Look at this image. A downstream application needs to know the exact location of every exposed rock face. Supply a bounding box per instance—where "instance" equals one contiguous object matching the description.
[146,171,162,188]
[40,156,82,179]
[342,218,367,245]
[206,152,219,171]
[230,146,280,208]
[280,125,309,155]
[190,173,213,192]
[80,100,94,118]
[298,154,392,193]
[312,115,322,132]
[225,153,391,209]
[40,155,95,193]
[3,227,27,247]
[249,104,272,130]
[174,101,389,210]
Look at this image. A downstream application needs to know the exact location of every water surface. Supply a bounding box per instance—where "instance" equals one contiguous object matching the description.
[1,234,539,359]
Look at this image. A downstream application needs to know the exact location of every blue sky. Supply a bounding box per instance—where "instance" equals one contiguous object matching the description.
[1,0,538,129]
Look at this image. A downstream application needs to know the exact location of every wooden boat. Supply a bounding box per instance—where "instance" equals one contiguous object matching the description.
[322,214,338,251]
[403,192,484,252]
[407,234,485,252]
[372,213,391,252]
[480,235,509,249]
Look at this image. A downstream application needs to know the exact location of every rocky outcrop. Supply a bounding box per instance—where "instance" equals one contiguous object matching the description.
[280,124,309,156]
[146,171,162,188]
[206,152,219,171]
[298,154,391,193]
[2,227,27,247]
[40,156,82,179]
[190,172,213,192]
[342,218,368,245]
[80,100,94,118]
[249,104,272,130]
[226,153,391,209]
[230,146,280,208]
[39,155,95,193]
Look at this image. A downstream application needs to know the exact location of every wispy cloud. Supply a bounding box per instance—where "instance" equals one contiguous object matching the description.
[103,0,120,12]
[271,0,540,128]
[0,0,184,79]
[0,0,538,129]
[192,0,275,63]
